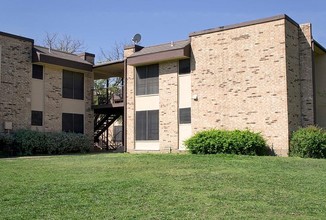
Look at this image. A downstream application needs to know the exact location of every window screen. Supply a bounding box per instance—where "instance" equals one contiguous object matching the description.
[62,113,84,134]
[179,59,190,74]
[136,110,159,140]
[136,64,159,95]
[31,110,43,126]
[62,70,84,100]
[32,64,43,80]
[179,108,191,124]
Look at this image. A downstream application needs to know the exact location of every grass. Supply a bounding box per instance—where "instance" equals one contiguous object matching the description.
[1,153,326,219]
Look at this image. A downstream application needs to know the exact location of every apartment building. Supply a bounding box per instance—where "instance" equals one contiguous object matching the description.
[0,32,94,139]
[1,14,325,156]
[124,14,326,156]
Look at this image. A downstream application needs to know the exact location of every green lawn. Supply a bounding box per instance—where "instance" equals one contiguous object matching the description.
[1,154,326,219]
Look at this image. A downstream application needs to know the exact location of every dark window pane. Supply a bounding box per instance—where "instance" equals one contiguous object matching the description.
[63,71,74,99]
[136,66,147,95]
[62,113,74,132]
[147,64,159,94]
[31,110,43,126]
[136,64,159,95]
[74,72,84,100]
[32,64,43,79]
[63,70,84,100]
[136,111,146,140]
[73,114,84,134]
[180,108,191,124]
[148,110,159,140]
[179,59,190,74]
[113,125,122,142]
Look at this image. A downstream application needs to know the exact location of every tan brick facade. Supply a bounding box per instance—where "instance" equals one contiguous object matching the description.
[0,32,93,139]
[125,47,136,152]
[159,61,179,152]
[0,34,33,132]
[124,15,326,156]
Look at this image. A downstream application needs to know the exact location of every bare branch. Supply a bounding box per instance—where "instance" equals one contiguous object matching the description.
[98,41,131,63]
[42,33,85,54]
[43,32,58,50]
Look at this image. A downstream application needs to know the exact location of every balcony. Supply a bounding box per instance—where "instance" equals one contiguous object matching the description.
[92,86,124,111]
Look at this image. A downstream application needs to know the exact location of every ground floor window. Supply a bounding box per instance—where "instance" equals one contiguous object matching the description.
[62,113,84,134]
[31,110,43,126]
[136,110,159,140]
[179,108,191,124]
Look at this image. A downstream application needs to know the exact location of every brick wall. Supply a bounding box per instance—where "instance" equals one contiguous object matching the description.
[190,19,290,155]
[125,47,136,152]
[0,35,33,132]
[299,24,314,126]
[43,66,62,132]
[159,61,179,152]
[285,20,302,136]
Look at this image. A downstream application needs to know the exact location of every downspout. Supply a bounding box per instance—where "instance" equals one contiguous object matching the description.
[123,58,127,152]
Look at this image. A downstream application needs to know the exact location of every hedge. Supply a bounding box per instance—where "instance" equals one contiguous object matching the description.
[290,126,326,158]
[184,129,268,156]
[0,130,91,157]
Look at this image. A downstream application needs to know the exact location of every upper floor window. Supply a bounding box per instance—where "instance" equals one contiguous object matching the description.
[32,64,43,79]
[136,64,159,95]
[179,59,190,74]
[63,70,84,100]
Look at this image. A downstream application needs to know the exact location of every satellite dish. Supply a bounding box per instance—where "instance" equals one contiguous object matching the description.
[132,33,141,44]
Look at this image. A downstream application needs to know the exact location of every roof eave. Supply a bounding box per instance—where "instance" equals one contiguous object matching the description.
[127,44,190,66]
[189,14,298,37]
[33,50,93,72]
[314,40,326,54]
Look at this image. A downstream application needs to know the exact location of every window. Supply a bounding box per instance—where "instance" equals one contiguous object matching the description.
[31,110,43,126]
[62,113,84,134]
[63,70,84,100]
[136,110,159,140]
[179,108,191,124]
[179,59,190,74]
[136,64,159,95]
[113,125,123,142]
[32,64,43,79]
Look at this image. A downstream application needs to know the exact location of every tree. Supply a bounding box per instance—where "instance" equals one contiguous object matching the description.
[98,41,131,62]
[43,32,85,54]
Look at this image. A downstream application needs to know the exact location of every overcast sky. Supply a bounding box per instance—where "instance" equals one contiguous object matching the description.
[1,0,326,59]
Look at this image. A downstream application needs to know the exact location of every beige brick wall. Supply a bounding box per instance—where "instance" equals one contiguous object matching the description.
[84,71,94,139]
[285,20,302,136]
[0,35,33,132]
[190,19,290,155]
[43,66,62,132]
[299,24,315,126]
[125,47,136,152]
[159,61,179,152]
[43,65,93,138]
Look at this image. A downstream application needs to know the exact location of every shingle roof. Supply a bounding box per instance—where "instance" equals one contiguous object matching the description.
[34,45,92,65]
[129,39,190,57]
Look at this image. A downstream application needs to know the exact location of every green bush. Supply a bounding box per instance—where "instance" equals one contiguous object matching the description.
[0,133,15,157]
[184,129,268,156]
[1,130,91,157]
[290,126,326,158]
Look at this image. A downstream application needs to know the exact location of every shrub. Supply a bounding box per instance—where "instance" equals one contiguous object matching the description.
[184,129,268,156]
[1,130,92,157]
[0,133,15,157]
[290,126,326,158]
